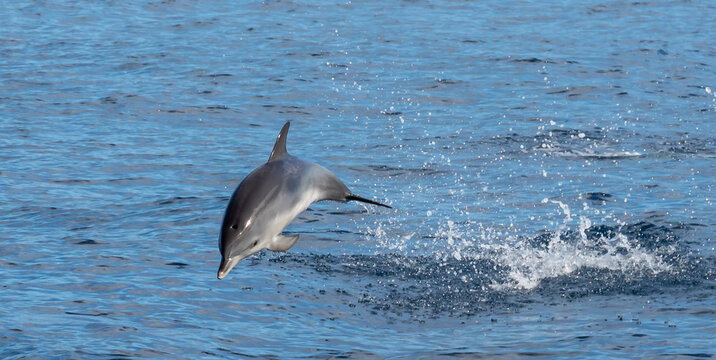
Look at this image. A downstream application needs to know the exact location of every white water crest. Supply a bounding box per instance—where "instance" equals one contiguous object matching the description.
[536,144,643,159]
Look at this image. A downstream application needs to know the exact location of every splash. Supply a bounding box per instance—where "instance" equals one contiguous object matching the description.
[369,201,676,292]
[488,222,672,291]
[484,202,671,290]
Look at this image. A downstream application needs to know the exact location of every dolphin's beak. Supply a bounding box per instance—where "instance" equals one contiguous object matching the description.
[217,256,241,280]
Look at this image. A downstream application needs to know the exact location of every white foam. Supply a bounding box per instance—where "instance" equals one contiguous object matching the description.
[551,149,641,159]
[487,224,672,290]
[482,202,672,290]
[535,144,642,159]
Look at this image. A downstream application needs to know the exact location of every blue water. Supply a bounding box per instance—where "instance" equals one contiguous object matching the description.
[2,0,715,358]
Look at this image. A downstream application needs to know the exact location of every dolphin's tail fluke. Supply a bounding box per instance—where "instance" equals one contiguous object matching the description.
[346,194,392,209]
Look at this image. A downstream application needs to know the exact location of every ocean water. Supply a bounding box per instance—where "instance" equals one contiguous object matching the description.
[1,0,715,358]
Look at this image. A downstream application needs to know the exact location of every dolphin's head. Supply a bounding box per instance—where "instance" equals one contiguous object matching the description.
[217,229,264,280]
[217,208,265,280]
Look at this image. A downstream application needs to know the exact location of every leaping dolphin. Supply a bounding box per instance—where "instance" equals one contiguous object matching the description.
[217,121,391,280]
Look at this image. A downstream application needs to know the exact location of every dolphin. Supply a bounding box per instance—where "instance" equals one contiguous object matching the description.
[217,121,391,280]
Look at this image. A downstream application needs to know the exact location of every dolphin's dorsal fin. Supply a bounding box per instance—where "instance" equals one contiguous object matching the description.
[269,121,291,162]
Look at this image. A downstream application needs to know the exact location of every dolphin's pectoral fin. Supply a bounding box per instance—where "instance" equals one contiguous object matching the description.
[268,234,299,252]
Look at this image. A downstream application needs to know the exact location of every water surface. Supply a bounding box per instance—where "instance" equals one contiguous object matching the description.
[1,0,714,358]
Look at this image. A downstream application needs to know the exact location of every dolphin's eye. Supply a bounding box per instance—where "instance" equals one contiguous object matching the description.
[253,240,258,247]
[231,224,238,230]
